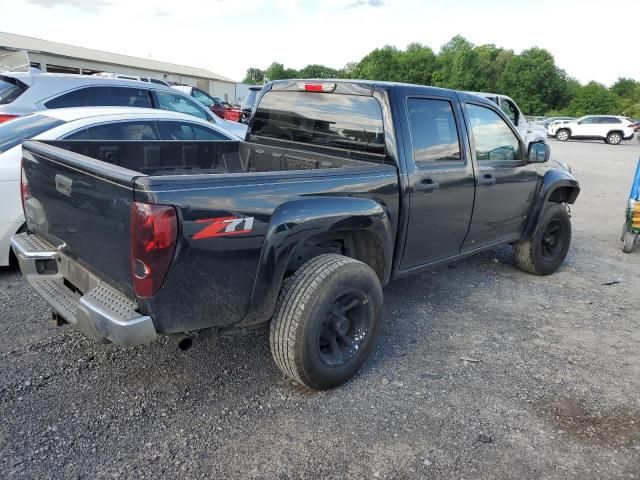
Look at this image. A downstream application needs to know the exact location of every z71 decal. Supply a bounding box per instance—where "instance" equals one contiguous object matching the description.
[193,216,255,240]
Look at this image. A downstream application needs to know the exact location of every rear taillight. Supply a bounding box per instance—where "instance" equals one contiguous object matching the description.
[130,202,178,298]
[0,114,18,123]
[20,164,31,215]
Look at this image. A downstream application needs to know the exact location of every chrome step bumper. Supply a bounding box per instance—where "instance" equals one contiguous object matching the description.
[10,233,157,346]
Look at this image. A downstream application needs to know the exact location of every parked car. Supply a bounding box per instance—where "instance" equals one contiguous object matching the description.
[541,116,575,128]
[555,115,635,144]
[0,107,236,267]
[0,71,247,138]
[12,80,579,390]
[241,86,263,124]
[171,85,227,119]
[467,92,547,149]
[92,72,171,87]
[547,119,574,137]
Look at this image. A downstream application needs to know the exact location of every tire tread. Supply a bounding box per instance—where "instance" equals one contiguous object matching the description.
[269,254,364,388]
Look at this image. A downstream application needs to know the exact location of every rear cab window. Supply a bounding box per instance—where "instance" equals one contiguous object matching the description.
[250,89,385,156]
[0,76,29,105]
[0,114,64,153]
[406,98,462,167]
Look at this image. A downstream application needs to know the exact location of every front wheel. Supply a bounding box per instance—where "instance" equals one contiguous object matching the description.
[606,132,622,145]
[270,254,383,390]
[556,129,570,142]
[513,204,572,275]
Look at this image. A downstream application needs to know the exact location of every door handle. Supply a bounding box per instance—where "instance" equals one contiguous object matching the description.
[478,173,496,186]
[417,177,439,193]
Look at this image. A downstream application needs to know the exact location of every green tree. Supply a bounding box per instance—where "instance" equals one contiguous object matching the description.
[472,44,514,92]
[496,48,568,115]
[264,62,298,81]
[398,43,436,86]
[351,45,404,82]
[298,64,340,79]
[433,35,478,90]
[564,81,622,116]
[610,77,640,101]
[242,67,265,85]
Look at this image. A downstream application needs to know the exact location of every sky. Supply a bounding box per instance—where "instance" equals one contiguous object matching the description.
[0,0,638,86]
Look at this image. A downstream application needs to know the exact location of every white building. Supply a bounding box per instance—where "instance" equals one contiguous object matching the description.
[0,31,237,102]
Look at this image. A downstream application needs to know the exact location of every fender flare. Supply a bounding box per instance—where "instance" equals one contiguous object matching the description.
[522,169,580,239]
[241,196,393,326]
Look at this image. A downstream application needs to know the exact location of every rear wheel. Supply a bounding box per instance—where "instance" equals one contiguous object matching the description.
[622,231,636,253]
[556,129,570,142]
[513,204,571,275]
[606,132,622,145]
[270,254,383,390]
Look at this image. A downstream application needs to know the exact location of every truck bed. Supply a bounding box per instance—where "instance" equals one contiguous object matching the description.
[20,139,399,333]
[45,139,385,176]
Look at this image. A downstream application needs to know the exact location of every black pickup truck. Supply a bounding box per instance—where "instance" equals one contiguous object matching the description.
[12,80,579,389]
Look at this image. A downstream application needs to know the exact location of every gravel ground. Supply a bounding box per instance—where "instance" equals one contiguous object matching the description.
[1,139,639,479]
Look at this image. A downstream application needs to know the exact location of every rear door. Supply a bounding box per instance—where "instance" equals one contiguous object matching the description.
[461,100,538,250]
[398,88,476,270]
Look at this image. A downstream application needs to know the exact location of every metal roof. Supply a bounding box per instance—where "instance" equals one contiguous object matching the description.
[0,31,235,83]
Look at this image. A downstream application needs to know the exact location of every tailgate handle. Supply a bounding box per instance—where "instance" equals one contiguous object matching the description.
[55,174,73,197]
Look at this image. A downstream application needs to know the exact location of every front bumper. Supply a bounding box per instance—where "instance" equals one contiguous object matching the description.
[10,233,157,346]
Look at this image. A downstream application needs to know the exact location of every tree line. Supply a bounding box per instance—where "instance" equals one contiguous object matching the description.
[243,35,640,118]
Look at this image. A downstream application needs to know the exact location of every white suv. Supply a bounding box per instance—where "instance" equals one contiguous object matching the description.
[555,115,635,145]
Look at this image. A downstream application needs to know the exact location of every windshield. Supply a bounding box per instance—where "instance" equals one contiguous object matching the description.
[0,76,28,105]
[251,91,385,154]
[0,114,64,154]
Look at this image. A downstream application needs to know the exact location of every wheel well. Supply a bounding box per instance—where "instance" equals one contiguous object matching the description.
[607,130,623,137]
[548,186,579,204]
[557,127,571,135]
[286,231,385,281]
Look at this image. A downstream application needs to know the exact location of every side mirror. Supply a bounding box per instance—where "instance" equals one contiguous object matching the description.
[528,141,550,163]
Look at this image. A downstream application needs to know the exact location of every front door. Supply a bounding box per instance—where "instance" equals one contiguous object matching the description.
[461,102,538,250]
[399,92,476,270]
[572,116,599,137]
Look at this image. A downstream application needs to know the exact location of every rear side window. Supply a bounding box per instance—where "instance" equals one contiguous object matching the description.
[599,117,621,124]
[87,87,152,107]
[0,76,28,105]
[407,98,461,166]
[251,91,385,154]
[0,114,64,153]
[157,121,230,140]
[66,121,159,140]
[44,87,91,108]
[153,90,210,120]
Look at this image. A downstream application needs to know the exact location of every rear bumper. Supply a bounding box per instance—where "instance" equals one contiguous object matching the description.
[10,233,157,346]
[624,132,635,141]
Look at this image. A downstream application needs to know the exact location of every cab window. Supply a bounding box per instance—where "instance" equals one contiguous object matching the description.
[406,98,461,167]
[467,104,522,163]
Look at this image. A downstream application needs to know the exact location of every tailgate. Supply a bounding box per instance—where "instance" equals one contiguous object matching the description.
[22,140,141,296]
